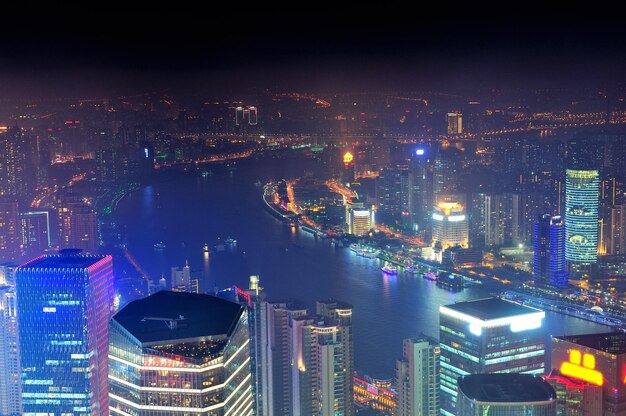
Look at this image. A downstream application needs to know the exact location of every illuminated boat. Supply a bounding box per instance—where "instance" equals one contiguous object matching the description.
[404,264,416,273]
[225,238,237,246]
[202,243,210,253]
[381,264,398,275]
[423,271,438,281]
[436,272,464,291]
[154,241,166,250]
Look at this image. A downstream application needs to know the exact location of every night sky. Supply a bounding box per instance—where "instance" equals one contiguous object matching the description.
[1,9,625,96]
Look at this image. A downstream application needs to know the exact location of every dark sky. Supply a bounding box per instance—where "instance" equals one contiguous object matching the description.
[1,9,625,97]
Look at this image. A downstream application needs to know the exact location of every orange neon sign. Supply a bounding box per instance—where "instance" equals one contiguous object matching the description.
[560,350,603,386]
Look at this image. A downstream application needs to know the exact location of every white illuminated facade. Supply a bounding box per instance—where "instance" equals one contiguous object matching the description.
[109,292,253,416]
[0,263,21,416]
[431,200,468,251]
[439,298,546,416]
[348,207,375,236]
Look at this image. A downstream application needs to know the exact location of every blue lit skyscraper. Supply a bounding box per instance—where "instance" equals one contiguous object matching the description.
[565,169,599,274]
[534,214,568,288]
[16,250,114,415]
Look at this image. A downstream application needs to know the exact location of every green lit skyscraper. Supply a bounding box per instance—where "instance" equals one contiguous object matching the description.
[565,169,599,273]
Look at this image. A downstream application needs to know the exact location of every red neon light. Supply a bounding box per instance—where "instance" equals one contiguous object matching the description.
[559,350,604,386]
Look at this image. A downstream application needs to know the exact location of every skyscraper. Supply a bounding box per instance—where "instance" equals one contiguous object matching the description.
[348,207,374,236]
[565,169,599,275]
[16,250,113,415]
[395,336,440,416]
[545,369,603,416]
[447,112,463,135]
[431,198,469,260]
[249,106,258,125]
[456,374,557,416]
[56,192,98,254]
[0,197,19,261]
[482,193,523,246]
[439,298,546,416]
[551,332,626,416]
[289,300,354,416]
[267,301,308,415]
[409,147,432,232]
[0,262,21,416]
[108,291,253,416]
[18,211,50,258]
[534,214,568,288]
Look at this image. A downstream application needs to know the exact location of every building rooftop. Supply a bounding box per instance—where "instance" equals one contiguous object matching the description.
[19,251,107,270]
[442,297,542,321]
[554,332,626,355]
[458,374,555,403]
[113,291,245,345]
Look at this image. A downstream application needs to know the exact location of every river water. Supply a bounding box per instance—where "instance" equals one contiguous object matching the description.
[114,154,608,378]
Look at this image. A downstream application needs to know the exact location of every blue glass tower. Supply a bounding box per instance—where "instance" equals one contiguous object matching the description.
[534,214,568,288]
[565,169,599,266]
[16,250,113,415]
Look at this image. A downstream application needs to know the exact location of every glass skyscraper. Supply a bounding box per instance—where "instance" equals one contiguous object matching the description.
[439,298,546,416]
[108,291,253,416]
[16,250,114,415]
[0,262,21,416]
[456,374,557,416]
[534,214,568,288]
[565,169,599,266]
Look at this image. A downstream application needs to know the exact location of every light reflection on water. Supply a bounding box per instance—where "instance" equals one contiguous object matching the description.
[115,158,610,378]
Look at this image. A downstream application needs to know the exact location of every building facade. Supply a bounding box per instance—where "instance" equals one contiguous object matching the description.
[456,374,557,416]
[432,198,469,252]
[109,291,253,416]
[0,263,21,416]
[395,336,440,416]
[534,214,568,288]
[565,169,599,272]
[16,251,114,415]
[439,298,546,416]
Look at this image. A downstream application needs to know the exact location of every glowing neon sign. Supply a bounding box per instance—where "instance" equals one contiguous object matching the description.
[560,350,604,386]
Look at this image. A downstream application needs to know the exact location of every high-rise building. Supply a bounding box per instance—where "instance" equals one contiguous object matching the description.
[0,197,19,261]
[377,168,410,228]
[545,369,603,416]
[0,262,21,416]
[0,128,30,201]
[289,300,354,416]
[432,198,469,255]
[108,291,253,416]
[534,214,568,288]
[447,113,463,135]
[236,106,245,125]
[565,169,599,274]
[56,192,98,254]
[409,147,432,233]
[16,250,113,415]
[249,106,258,125]
[348,207,374,236]
[482,193,523,246]
[439,298,546,416]
[267,301,308,415]
[395,336,440,416]
[551,332,626,416]
[609,205,626,255]
[170,260,191,291]
[18,211,50,258]
[456,374,557,416]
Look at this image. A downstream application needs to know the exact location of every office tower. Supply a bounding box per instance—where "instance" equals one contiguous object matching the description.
[551,332,626,416]
[18,211,50,257]
[237,276,272,416]
[447,112,463,135]
[345,198,365,226]
[342,151,356,183]
[565,169,599,275]
[289,300,354,416]
[236,106,245,125]
[432,198,469,253]
[395,336,440,416]
[482,193,523,246]
[432,148,461,202]
[249,106,258,125]
[0,197,19,261]
[377,167,410,228]
[456,374,557,416]
[268,301,308,415]
[348,207,374,236]
[316,300,354,416]
[409,147,432,232]
[546,369,603,416]
[0,263,21,416]
[108,291,252,416]
[439,298,546,416]
[16,250,113,415]
[534,214,568,288]
[56,191,98,253]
